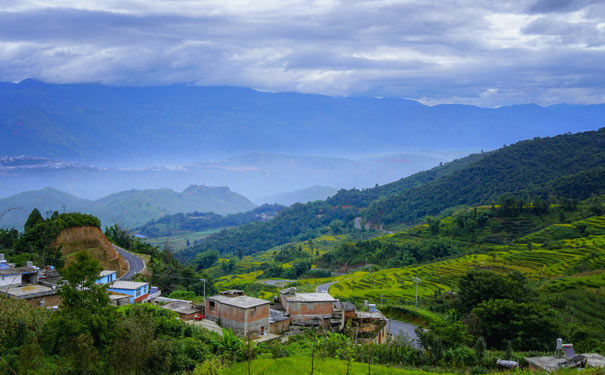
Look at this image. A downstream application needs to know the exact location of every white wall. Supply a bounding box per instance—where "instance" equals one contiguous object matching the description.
[0,273,22,288]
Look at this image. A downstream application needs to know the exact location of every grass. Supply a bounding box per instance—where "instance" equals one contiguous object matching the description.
[221,357,455,375]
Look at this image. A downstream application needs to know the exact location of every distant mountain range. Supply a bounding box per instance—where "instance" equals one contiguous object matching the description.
[0,185,255,230]
[0,152,452,200]
[1,80,604,165]
[256,186,338,206]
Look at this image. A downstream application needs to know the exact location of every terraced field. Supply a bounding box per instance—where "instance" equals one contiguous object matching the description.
[330,216,605,304]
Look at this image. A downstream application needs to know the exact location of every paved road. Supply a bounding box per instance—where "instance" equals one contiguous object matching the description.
[316,280,421,348]
[354,217,362,230]
[114,245,145,280]
[262,279,294,287]
[316,281,338,293]
[388,319,421,348]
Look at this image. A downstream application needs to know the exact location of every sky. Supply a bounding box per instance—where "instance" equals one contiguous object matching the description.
[0,0,604,107]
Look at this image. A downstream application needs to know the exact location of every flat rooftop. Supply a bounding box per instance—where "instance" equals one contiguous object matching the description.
[283,292,337,303]
[163,301,202,315]
[99,270,117,277]
[0,284,56,298]
[0,266,38,276]
[208,294,270,308]
[526,353,605,372]
[109,281,148,290]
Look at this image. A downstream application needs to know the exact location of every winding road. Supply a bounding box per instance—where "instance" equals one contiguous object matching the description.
[316,280,421,347]
[114,245,145,280]
[316,281,338,293]
[388,319,421,348]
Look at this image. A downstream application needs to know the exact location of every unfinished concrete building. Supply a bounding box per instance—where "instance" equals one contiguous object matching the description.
[206,290,270,337]
[280,287,337,323]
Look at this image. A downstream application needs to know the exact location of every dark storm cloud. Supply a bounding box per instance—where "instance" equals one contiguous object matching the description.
[0,0,604,106]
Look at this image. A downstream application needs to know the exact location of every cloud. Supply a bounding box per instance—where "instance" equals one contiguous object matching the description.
[0,1,603,106]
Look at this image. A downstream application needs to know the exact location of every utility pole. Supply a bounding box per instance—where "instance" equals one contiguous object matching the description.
[412,277,421,307]
[200,278,206,303]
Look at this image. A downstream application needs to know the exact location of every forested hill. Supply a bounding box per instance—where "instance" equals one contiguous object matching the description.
[365,128,605,225]
[136,204,285,238]
[179,129,605,261]
[177,152,487,260]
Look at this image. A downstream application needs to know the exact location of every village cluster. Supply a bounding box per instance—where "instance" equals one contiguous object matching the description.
[2,254,604,372]
[0,254,388,345]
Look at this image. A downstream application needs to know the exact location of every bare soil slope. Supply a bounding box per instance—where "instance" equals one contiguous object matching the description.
[53,226,128,277]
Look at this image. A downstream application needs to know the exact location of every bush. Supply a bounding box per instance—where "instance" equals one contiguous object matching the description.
[470,365,489,375]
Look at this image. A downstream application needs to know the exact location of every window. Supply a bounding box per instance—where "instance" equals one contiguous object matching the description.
[209,301,215,310]
[250,308,255,317]
[136,289,141,297]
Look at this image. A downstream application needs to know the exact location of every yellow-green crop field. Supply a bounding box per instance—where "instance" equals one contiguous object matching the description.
[329,217,605,304]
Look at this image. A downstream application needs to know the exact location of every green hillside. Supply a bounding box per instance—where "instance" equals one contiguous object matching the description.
[365,129,605,226]
[327,200,605,304]
[181,129,604,260]
[0,185,256,230]
[136,204,284,238]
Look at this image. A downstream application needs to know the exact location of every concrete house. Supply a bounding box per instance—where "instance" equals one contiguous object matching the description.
[96,270,117,284]
[108,281,149,304]
[0,255,39,288]
[0,255,60,307]
[280,288,337,322]
[205,290,270,337]
[162,301,204,321]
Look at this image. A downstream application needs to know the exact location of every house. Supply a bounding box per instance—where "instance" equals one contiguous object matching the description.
[162,301,204,321]
[335,301,356,319]
[269,308,291,334]
[96,270,117,284]
[525,353,605,372]
[107,281,149,304]
[205,290,270,337]
[280,287,337,322]
[0,255,39,288]
[0,284,61,307]
[351,310,389,344]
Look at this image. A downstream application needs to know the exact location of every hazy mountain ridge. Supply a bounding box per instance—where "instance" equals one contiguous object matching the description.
[0,185,255,230]
[2,80,604,164]
[256,185,338,206]
[0,152,452,200]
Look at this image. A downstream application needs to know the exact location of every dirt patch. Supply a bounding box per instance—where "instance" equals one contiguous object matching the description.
[53,226,128,277]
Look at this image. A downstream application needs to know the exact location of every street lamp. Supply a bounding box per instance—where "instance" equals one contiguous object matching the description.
[412,277,421,307]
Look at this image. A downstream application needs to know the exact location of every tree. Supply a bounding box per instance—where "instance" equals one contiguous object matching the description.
[456,269,532,313]
[42,251,117,372]
[194,250,219,270]
[112,305,156,375]
[426,217,441,235]
[470,299,558,350]
[474,337,486,365]
[24,208,43,231]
